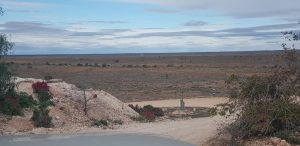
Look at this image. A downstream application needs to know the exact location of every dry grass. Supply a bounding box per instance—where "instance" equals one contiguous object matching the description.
[5,53,281,102]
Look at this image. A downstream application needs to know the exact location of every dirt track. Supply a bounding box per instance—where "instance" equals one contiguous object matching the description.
[110,116,227,146]
[107,97,229,146]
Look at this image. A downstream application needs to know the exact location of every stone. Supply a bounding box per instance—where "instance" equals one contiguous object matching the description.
[279,140,289,146]
[270,137,281,145]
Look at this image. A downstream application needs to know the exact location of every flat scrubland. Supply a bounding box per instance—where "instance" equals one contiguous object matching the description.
[4,51,282,102]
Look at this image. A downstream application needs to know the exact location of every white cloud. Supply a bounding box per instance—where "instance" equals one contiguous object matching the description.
[0,0,48,8]
[111,0,300,19]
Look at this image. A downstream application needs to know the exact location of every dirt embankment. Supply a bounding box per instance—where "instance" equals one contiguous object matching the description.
[1,77,138,135]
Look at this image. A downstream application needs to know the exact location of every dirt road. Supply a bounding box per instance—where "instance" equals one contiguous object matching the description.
[110,97,229,145]
[110,116,226,146]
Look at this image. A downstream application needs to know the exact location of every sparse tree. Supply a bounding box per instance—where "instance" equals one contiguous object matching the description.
[78,85,96,116]
[219,29,300,144]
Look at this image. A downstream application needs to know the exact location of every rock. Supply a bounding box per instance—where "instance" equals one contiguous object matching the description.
[55,116,60,120]
[270,137,281,145]
[279,140,290,146]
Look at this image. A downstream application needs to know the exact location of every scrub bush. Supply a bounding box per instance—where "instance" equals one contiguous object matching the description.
[32,82,49,93]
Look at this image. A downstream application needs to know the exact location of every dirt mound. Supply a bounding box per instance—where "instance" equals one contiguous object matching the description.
[1,77,139,134]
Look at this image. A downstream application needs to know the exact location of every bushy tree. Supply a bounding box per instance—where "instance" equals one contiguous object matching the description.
[220,30,300,144]
[0,7,17,115]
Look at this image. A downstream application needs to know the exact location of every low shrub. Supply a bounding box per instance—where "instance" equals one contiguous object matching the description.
[167,64,174,67]
[143,105,164,117]
[112,120,123,125]
[44,75,53,81]
[37,91,52,103]
[19,92,37,108]
[274,131,300,144]
[31,107,52,128]
[129,104,164,122]
[142,111,156,122]
[102,63,108,67]
[226,100,300,139]
[130,116,147,122]
[32,82,49,93]
[0,96,22,115]
[93,120,108,127]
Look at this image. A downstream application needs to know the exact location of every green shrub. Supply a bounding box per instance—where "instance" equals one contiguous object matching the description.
[39,100,55,109]
[130,116,147,123]
[44,75,53,81]
[31,107,52,128]
[167,64,174,67]
[93,120,108,127]
[129,104,164,122]
[37,91,52,103]
[274,131,300,144]
[0,97,22,116]
[227,100,300,139]
[112,120,123,125]
[19,92,37,108]
[102,63,107,67]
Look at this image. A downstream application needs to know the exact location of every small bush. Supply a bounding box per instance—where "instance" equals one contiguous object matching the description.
[37,91,52,103]
[142,111,156,122]
[39,100,55,109]
[112,120,123,125]
[142,64,148,68]
[129,104,164,122]
[32,82,49,93]
[31,107,52,128]
[274,131,300,144]
[167,64,174,67]
[27,65,33,69]
[94,63,99,67]
[44,75,53,81]
[0,96,22,115]
[93,120,108,127]
[102,63,108,67]
[130,116,147,122]
[19,92,36,108]
[143,105,164,117]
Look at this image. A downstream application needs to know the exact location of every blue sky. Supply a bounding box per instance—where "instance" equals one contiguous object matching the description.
[0,0,300,54]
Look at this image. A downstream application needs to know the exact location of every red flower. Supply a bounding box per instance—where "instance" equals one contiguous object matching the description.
[32,82,49,93]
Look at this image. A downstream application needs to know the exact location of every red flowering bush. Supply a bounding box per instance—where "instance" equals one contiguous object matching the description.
[142,111,156,122]
[32,82,49,93]
[129,104,164,122]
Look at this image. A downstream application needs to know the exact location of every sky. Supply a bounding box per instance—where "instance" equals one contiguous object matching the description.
[0,0,300,54]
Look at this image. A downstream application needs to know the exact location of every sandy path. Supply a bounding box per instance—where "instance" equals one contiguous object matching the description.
[118,97,229,145]
[127,97,228,108]
[109,116,226,146]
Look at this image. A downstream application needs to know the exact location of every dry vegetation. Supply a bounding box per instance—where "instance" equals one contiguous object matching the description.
[4,51,282,102]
